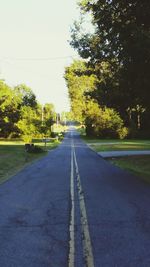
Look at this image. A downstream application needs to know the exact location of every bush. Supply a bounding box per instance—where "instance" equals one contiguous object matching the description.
[25,144,44,153]
[51,132,58,138]
[85,102,127,139]
[22,135,32,143]
[117,127,129,139]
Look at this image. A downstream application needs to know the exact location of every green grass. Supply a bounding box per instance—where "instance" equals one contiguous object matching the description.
[0,138,60,184]
[108,155,150,183]
[83,137,150,181]
[83,138,150,152]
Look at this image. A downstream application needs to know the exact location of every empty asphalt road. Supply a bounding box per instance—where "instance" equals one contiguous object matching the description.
[0,128,150,267]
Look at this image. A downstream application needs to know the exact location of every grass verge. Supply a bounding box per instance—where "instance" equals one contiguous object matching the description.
[0,138,60,184]
[83,138,150,152]
[82,136,150,182]
[108,155,150,183]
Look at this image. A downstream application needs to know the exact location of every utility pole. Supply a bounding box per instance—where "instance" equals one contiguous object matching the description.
[42,105,44,126]
[56,113,58,126]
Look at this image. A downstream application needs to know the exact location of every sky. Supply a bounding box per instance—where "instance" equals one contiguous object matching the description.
[0,0,80,112]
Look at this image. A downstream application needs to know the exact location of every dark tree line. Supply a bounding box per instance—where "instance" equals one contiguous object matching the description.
[67,0,150,138]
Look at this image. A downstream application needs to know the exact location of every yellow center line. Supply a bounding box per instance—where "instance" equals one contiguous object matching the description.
[68,140,75,267]
[73,145,95,267]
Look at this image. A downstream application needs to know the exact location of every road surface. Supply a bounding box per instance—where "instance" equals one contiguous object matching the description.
[0,128,150,267]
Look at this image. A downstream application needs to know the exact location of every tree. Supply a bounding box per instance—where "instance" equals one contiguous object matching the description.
[0,80,20,137]
[16,106,39,143]
[70,0,150,136]
[64,61,127,138]
[41,103,56,136]
[64,60,97,123]
[0,80,57,140]
[14,84,37,108]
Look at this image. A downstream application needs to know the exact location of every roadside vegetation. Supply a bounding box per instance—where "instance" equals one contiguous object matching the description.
[0,81,67,143]
[78,127,150,151]
[85,137,150,182]
[109,156,150,183]
[78,126,150,182]
[85,139,150,152]
[0,80,68,183]
[0,138,60,184]
[65,1,150,140]
[65,1,150,184]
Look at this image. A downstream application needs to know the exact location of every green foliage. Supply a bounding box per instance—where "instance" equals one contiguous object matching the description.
[0,80,56,140]
[14,84,37,108]
[117,127,129,140]
[0,80,20,138]
[21,135,32,143]
[69,0,150,138]
[42,103,56,136]
[64,59,127,139]
[64,60,97,123]
[85,101,127,138]
[16,106,38,142]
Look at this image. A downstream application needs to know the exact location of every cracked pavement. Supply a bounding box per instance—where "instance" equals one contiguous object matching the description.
[0,128,150,266]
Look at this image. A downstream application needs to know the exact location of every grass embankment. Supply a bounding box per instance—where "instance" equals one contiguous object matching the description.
[109,156,150,183]
[0,138,60,184]
[84,138,150,152]
[83,136,150,182]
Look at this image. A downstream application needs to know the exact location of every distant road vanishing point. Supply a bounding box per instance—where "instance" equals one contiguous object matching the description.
[0,127,150,266]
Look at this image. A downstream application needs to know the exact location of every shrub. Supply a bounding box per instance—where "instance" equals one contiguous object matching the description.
[25,144,44,153]
[117,127,129,139]
[85,101,127,139]
[51,132,58,138]
[22,135,32,143]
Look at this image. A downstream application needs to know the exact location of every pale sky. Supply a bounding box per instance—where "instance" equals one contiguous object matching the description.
[0,0,80,112]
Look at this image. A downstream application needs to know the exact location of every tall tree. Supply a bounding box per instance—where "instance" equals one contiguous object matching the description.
[14,84,37,108]
[64,61,127,138]
[64,60,97,123]
[0,80,20,137]
[41,103,56,136]
[70,0,150,135]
